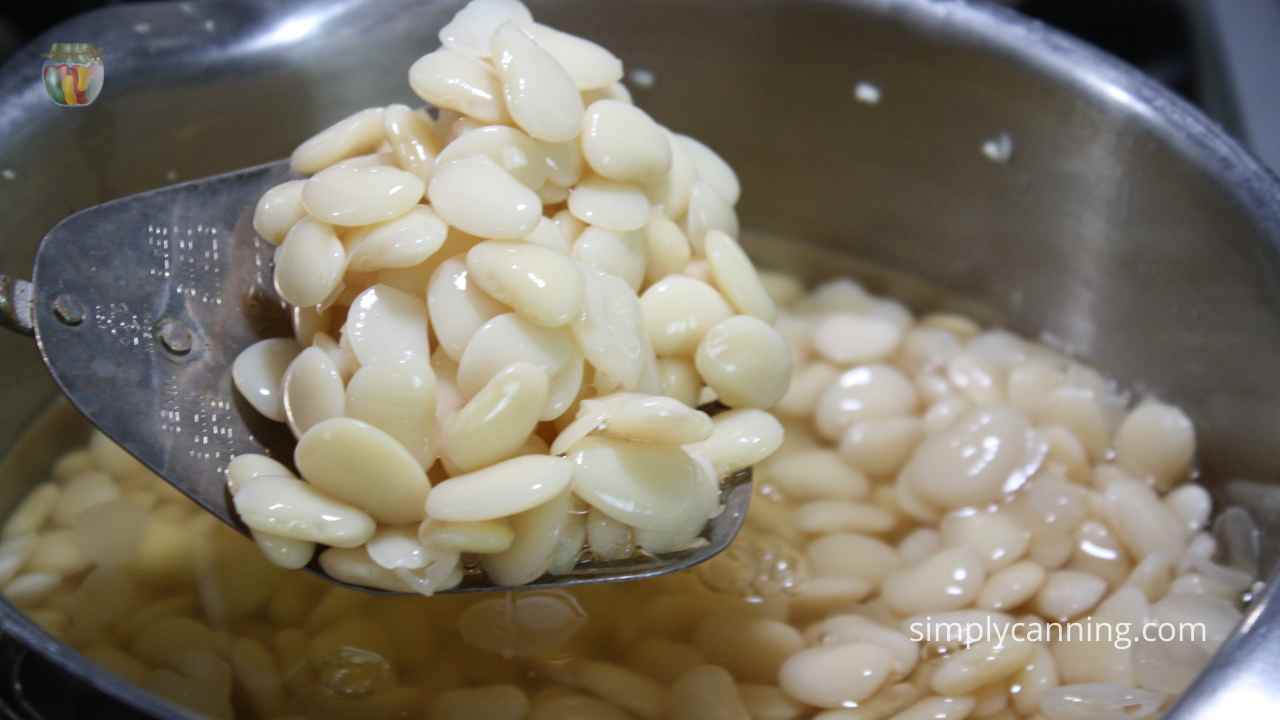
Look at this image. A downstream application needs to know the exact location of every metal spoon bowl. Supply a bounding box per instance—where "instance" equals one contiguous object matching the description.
[0,160,752,594]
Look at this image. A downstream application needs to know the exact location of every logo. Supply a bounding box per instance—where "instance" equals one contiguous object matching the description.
[42,43,104,107]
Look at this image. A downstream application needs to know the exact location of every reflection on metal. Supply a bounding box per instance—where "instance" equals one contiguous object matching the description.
[153,317,193,356]
[49,295,82,327]
[32,160,294,542]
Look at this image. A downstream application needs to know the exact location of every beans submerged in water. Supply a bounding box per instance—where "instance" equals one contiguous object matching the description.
[1,1,1251,718]
[10,268,1244,718]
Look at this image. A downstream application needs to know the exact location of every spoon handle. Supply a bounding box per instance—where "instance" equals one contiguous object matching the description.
[0,275,34,336]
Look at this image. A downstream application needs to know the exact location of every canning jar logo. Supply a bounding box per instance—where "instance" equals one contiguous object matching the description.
[42,43,104,107]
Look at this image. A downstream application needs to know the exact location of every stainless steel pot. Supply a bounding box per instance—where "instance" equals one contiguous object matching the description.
[1,0,1278,716]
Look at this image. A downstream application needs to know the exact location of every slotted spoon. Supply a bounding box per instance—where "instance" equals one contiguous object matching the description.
[0,160,752,594]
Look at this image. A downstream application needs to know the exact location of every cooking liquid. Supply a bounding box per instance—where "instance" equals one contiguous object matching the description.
[0,284,1251,719]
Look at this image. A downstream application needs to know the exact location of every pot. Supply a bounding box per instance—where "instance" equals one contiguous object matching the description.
[0,0,1278,716]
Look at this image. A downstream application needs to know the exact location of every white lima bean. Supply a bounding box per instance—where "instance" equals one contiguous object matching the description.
[343,206,447,271]
[482,489,575,586]
[569,437,716,537]
[684,181,739,253]
[581,100,671,182]
[568,178,651,232]
[813,312,903,364]
[552,207,585,240]
[684,408,784,477]
[931,636,1035,695]
[793,500,896,534]
[281,347,345,438]
[881,546,987,615]
[900,406,1044,511]
[295,418,429,524]
[779,643,895,708]
[814,364,917,441]
[552,393,712,454]
[427,455,572,522]
[441,362,548,472]
[436,124,549,190]
[898,527,942,565]
[837,415,923,477]
[227,454,374,548]
[572,227,646,290]
[1040,684,1165,720]
[695,315,792,409]
[428,155,542,240]
[802,614,918,678]
[669,665,750,720]
[1113,400,1195,490]
[704,230,777,323]
[1069,520,1130,587]
[252,180,307,244]
[311,332,356,383]
[345,363,437,469]
[52,471,118,527]
[491,22,583,142]
[1165,484,1211,532]
[694,615,805,685]
[318,546,414,592]
[572,269,653,389]
[231,338,301,423]
[422,517,515,554]
[290,107,386,175]
[777,362,839,417]
[678,134,740,206]
[764,448,869,501]
[457,313,574,398]
[466,241,583,326]
[894,697,977,720]
[0,536,36,586]
[438,0,533,58]
[525,216,570,252]
[366,524,458,578]
[428,256,507,362]
[654,131,697,219]
[301,164,425,227]
[641,275,734,355]
[582,81,632,105]
[645,214,693,284]
[1096,472,1187,561]
[274,218,346,308]
[940,507,1032,571]
[806,533,900,584]
[538,181,566,202]
[344,283,430,369]
[586,508,634,561]
[978,560,1047,610]
[409,48,510,124]
[290,304,328,347]
[655,357,701,407]
[383,104,440,182]
[523,23,622,91]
